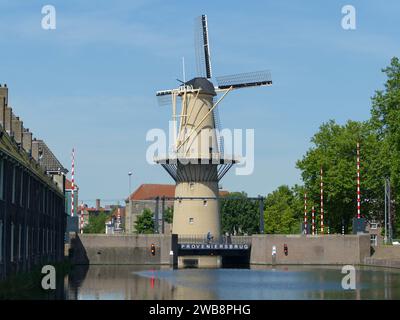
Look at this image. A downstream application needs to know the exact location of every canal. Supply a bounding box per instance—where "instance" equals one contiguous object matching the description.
[65,265,400,300]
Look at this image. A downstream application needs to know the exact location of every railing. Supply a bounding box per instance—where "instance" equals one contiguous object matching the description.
[178,234,252,245]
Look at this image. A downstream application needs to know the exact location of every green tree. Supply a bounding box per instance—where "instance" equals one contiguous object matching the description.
[83,211,110,234]
[135,208,155,234]
[163,206,174,224]
[296,120,386,233]
[370,57,400,236]
[220,192,260,235]
[264,185,303,234]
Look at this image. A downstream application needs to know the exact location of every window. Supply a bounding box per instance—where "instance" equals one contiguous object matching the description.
[19,172,24,207]
[26,227,29,259]
[11,166,16,204]
[370,234,378,246]
[203,200,208,206]
[0,159,4,200]
[37,227,40,254]
[189,182,195,190]
[189,218,194,224]
[10,223,14,262]
[370,222,378,230]
[0,220,3,263]
[27,177,30,209]
[42,229,45,254]
[42,190,46,214]
[18,224,21,260]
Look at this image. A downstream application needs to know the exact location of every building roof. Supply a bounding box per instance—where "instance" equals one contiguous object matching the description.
[129,184,176,200]
[128,183,229,200]
[65,178,79,191]
[185,77,216,96]
[32,139,68,174]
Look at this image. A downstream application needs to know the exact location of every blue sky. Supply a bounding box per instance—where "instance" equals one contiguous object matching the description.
[0,0,399,206]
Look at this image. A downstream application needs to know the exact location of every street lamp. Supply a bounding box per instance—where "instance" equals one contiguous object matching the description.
[128,171,133,197]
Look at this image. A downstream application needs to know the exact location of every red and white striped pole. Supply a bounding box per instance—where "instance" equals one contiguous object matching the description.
[304,192,308,234]
[312,206,315,235]
[320,167,324,234]
[71,148,75,217]
[357,142,361,219]
[117,208,121,228]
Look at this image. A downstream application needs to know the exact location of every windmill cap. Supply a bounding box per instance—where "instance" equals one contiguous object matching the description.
[185,77,216,96]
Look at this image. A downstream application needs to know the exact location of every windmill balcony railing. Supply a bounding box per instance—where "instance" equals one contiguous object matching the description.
[178,234,252,246]
[154,153,240,163]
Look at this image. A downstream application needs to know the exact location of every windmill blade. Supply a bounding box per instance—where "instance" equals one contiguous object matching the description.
[156,89,172,106]
[194,14,212,79]
[157,95,172,106]
[216,70,272,90]
[212,97,224,154]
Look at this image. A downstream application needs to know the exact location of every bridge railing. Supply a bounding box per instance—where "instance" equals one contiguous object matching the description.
[178,234,252,245]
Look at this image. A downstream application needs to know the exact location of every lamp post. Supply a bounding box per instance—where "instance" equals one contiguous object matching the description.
[128,171,133,196]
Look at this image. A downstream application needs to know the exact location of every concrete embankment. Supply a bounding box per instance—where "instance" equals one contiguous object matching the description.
[68,233,175,265]
[69,233,374,267]
[250,234,371,265]
[364,246,400,269]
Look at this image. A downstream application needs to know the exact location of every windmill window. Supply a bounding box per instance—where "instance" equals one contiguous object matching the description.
[189,182,195,190]
[189,218,194,224]
[203,200,208,206]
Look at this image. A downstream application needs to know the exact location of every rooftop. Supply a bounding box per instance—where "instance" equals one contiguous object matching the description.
[128,183,229,201]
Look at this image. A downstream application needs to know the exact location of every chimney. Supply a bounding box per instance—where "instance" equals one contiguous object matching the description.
[11,115,23,144]
[96,199,101,210]
[0,97,5,129]
[22,128,32,155]
[4,106,12,135]
[32,138,40,161]
[0,84,8,106]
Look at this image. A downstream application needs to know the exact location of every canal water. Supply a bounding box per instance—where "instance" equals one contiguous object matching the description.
[65,265,400,300]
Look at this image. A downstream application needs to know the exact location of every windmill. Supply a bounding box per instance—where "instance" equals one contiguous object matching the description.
[155,14,272,268]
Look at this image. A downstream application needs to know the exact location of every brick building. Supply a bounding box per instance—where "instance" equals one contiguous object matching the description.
[125,184,175,234]
[0,84,67,280]
[65,178,79,217]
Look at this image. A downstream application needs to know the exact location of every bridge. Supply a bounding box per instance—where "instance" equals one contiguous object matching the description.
[177,235,252,257]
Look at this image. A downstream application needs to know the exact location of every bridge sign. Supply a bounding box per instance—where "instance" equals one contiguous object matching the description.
[179,243,249,250]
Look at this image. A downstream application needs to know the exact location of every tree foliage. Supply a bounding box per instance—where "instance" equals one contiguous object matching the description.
[220,192,260,235]
[295,57,400,234]
[296,120,386,233]
[135,208,155,234]
[264,185,304,234]
[163,206,174,224]
[370,57,400,235]
[82,212,109,234]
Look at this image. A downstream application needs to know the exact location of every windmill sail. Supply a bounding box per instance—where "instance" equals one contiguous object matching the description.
[216,70,272,89]
[195,14,212,79]
[212,97,224,154]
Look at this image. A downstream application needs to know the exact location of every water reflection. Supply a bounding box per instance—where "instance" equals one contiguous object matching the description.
[66,265,400,300]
